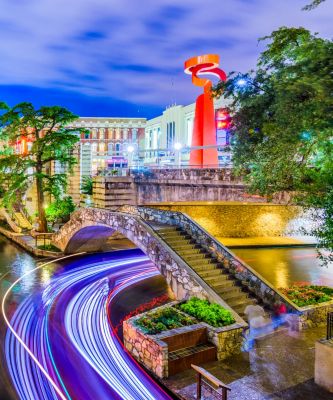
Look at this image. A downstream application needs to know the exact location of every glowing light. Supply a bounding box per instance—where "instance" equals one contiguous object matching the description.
[4,252,173,400]
[236,78,247,87]
[127,145,135,153]
[174,142,182,150]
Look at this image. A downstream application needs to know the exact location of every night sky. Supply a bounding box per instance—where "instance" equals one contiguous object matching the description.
[0,0,332,119]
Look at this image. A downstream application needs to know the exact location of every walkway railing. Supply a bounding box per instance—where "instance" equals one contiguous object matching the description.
[192,364,231,400]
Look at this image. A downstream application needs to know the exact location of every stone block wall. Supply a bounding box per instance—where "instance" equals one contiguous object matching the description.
[207,324,244,361]
[93,176,137,208]
[131,168,290,205]
[123,303,246,378]
[296,301,333,329]
[123,318,168,378]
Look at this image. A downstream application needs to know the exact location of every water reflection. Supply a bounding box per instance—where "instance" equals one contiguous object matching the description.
[233,247,333,288]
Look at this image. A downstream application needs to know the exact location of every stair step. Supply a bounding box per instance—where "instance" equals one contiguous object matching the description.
[169,343,216,361]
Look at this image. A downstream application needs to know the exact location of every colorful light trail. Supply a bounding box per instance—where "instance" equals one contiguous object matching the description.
[3,250,173,400]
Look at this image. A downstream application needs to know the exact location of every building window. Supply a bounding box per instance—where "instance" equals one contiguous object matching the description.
[108,142,113,155]
[115,128,121,140]
[167,121,175,148]
[91,143,97,154]
[84,132,90,140]
[99,128,105,139]
[115,143,121,155]
[99,142,105,153]
[91,128,97,139]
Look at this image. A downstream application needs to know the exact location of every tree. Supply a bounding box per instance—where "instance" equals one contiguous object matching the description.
[81,175,93,195]
[45,196,76,227]
[213,27,333,261]
[0,102,86,232]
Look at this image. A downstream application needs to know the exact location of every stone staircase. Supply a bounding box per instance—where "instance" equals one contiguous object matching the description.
[156,225,258,318]
[14,211,33,230]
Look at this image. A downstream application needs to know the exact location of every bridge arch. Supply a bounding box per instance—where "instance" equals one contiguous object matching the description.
[52,207,209,302]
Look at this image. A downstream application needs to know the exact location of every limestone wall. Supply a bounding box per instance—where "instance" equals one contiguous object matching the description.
[149,203,304,238]
[123,318,168,378]
[132,168,290,205]
[296,300,333,329]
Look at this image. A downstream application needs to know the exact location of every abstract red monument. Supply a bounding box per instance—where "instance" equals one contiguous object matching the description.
[184,54,226,167]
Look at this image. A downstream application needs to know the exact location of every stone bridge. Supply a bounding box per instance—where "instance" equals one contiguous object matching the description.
[53,206,300,323]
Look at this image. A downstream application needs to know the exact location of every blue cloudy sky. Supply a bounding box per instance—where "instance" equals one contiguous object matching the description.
[0,0,332,118]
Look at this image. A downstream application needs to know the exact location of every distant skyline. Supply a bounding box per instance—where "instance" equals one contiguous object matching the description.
[0,0,332,119]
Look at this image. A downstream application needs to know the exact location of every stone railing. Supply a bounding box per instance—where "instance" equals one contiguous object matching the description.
[132,206,300,313]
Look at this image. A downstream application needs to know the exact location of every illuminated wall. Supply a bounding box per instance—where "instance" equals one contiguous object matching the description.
[151,203,306,238]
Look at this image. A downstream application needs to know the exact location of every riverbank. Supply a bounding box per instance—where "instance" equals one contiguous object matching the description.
[0,226,63,258]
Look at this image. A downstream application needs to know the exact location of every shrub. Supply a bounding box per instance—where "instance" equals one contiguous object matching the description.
[179,297,235,327]
[280,285,333,307]
[135,307,194,334]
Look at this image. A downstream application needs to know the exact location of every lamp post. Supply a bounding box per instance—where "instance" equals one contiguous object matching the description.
[174,142,182,168]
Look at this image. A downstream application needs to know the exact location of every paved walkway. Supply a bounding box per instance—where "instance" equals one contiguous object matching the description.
[164,326,333,400]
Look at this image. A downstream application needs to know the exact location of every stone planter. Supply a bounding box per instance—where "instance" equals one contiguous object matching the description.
[123,302,245,378]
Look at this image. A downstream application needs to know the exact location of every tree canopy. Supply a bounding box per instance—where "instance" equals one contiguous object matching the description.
[0,102,85,232]
[213,27,333,261]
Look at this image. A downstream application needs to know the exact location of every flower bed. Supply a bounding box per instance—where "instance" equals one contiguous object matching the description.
[280,285,333,307]
[178,297,235,327]
[135,297,235,334]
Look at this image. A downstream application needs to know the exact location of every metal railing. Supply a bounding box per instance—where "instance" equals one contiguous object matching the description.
[327,312,333,340]
[35,232,53,248]
[192,364,231,400]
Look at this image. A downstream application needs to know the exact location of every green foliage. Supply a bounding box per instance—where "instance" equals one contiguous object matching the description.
[135,307,194,334]
[81,176,93,195]
[179,297,235,327]
[0,102,87,231]
[280,285,333,307]
[213,27,333,262]
[37,244,61,252]
[45,196,76,225]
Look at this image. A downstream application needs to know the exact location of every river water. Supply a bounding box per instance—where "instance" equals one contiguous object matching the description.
[1,235,333,400]
[0,235,172,400]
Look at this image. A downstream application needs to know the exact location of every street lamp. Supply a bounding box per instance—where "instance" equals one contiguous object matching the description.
[174,142,182,168]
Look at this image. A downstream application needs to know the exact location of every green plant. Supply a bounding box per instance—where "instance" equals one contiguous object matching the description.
[135,307,194,334]
[45,196,75,227]
[179,297,235,327]
[81,176,93,195]
[280,285,333,307]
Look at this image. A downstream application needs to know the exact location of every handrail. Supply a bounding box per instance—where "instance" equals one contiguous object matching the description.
[192,364,231,400]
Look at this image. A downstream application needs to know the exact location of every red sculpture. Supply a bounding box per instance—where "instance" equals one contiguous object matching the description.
[184,54,226,167]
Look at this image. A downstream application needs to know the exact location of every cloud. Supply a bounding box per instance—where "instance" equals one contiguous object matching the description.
[0,0,332,116]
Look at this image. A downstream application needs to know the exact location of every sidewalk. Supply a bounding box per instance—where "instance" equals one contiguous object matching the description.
[164,326,333,399]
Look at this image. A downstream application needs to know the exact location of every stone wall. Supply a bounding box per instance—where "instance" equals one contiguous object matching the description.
[132,168,290,205]
[93,176,137,208]
[123,318,168,378]
[296,300,333,329]
[150,203,304,238]
[123,303,245,378]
